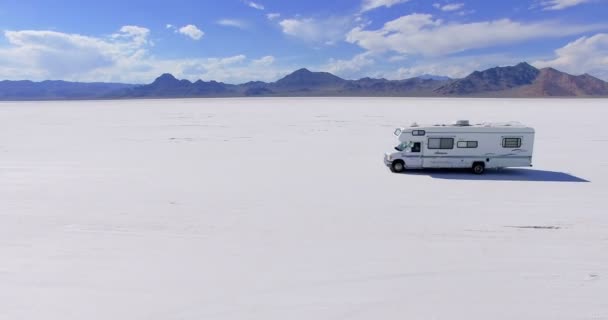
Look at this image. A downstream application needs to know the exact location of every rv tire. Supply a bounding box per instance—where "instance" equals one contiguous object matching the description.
[391,160,405,173]
[472,162,485,174]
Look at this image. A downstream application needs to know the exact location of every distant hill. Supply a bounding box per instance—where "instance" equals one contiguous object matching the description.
[0,80,134,100]
[117,68,450,98]
[119,73,238,98]
[435,62,540,95]
[435,63,608,97]
[1,63,607,100]
[510,68,608,96]
[273,68,346,90]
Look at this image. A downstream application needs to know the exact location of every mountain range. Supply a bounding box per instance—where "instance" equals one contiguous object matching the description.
[1,62,607,100]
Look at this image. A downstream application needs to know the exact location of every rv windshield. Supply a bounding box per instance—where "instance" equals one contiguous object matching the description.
[395,142,410,151]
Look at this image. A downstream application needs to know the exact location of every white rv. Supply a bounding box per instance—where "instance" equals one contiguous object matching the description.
[384,120,535,174]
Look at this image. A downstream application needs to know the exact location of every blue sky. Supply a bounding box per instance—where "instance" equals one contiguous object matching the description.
[0,0,607,83]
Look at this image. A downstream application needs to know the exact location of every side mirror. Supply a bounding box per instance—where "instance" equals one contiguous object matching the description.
[394,128,402,136]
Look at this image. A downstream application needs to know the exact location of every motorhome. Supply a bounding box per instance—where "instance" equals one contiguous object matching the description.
[384,120,535,174]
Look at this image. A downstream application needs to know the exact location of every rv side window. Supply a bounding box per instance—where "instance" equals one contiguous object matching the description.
[502,138,521,148]
[428,138,454,149]
[412,130,426,136]
[457,141,478,148]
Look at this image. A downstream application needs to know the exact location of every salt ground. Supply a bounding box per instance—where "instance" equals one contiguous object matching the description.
[0,98,607,319]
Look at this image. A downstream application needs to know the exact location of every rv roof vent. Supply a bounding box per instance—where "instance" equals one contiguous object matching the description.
[455,120,470,126]
[410,122,419,127]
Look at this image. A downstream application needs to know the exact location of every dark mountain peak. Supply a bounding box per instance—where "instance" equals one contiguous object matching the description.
[514,62,535,69]
[436,62,540,95]
[241,80,268,87]
[292,68,312,74]
[274,68,346,89]
[354,77,387,83]
[156,73,177,81]
[417,74,451,81]
[152,73,181,86]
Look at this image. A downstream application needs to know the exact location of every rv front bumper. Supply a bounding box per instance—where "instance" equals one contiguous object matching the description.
[383,154,392,167]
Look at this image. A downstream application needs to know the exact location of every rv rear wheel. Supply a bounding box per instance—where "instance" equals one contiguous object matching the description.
[472,162,485,174]
[391,160,405,173]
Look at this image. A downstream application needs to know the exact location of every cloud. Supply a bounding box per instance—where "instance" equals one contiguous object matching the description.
[1,27,150,80]
[533,33,608,80]
[217,19,247,29]
[323,52,375,78]
[388,55,408,62]
[380,53,528,80]
[538,0,590,10]
[251,55,275,66]
[215,54,247,65]
[433,3,465,11]
[266,13,281,20]
[246,1,264,10]
[166,24,174,29]
[279,16,357,44]
[113,25,150,47]
[0,27,288,84]
[319,51,528,80]
[346,13,607,56]
[361,0,409,12]
[177,55,289,83]
[178,24,204,40]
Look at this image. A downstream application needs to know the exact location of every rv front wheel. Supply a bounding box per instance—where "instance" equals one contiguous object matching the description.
[391,160,405,173]
[472,162,485,174]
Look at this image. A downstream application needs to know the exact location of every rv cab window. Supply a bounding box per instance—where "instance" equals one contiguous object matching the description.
[411,142,421,153]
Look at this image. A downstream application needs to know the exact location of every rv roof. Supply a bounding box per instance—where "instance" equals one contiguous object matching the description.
[405,121,534,133]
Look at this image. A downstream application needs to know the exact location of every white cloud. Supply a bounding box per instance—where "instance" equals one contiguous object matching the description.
[0,28,289,84]
[251,55,275,66]
[113,25,150,47]
[279,16,356,43]
[323,52,375,78]
[433,3,465,11]
[534,33,608,80]
[215,54,247,65]
[246,1,264,10]
[538,0,590,10]
[178,24,204,40]
[166,24,174,29]
[388,55,408,62]
[381,54,527,80]
[361,0,409,12]
[178,55,289,83]
[1,27,150,81]
[346,13,607,56]
[317,51,526,81]
[266,13,281,20]
[392,61,480,79]
[217,19,247,29]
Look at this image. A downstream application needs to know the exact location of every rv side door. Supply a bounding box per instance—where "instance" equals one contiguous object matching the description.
[404,142,423,168]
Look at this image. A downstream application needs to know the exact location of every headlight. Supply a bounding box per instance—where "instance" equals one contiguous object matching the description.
[387,154,392,161]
